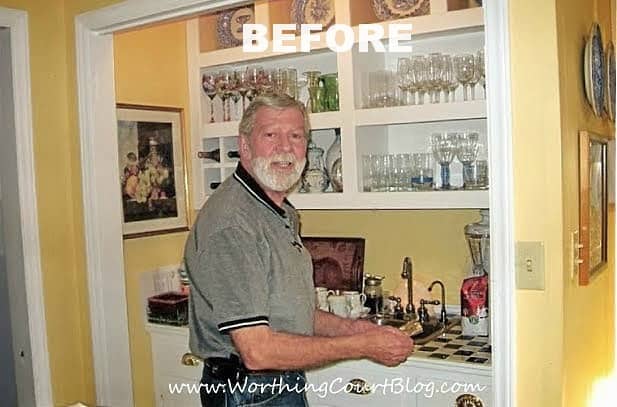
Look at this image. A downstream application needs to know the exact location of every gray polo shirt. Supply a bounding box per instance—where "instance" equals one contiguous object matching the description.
[184,163,315,359]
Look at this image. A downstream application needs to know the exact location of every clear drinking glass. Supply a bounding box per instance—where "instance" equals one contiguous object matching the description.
[411,153,434,190]
[454,54,475,101]
[215,70,233,122]
[456,132,480,189]
[475,49,486,99]
[397,58,411,105]
[441,54,458,103]
[410,55,428,105]
[427,52,444,103]
[202,72,217,123]
[431,132,458,190]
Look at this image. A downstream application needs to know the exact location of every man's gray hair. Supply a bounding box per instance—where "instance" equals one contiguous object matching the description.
[238,94,311,139]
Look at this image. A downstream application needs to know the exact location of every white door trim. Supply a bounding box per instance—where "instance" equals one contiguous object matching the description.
[75,1,515,405]
[0,6,52,407]
[484,1,516,406]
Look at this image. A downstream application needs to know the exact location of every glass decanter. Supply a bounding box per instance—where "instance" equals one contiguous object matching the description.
[302,141,329,193]
[325,129,342,187]
[464,209,490,275]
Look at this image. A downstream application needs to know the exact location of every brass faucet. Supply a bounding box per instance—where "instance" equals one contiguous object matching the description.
[428,280,448,325]
[400,257,415,317]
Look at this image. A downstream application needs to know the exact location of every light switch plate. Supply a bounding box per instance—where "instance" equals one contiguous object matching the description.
[515,241,545,290]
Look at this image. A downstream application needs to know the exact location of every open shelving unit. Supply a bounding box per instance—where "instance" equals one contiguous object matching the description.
[187,0,488,210]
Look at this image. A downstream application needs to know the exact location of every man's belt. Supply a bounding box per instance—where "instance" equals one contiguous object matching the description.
[204,354,298,382]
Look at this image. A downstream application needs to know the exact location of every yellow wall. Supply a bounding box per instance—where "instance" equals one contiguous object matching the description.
[509,0,566,405]
[555,0,615,405]
[113,21,193,407]
[2,0,614,405]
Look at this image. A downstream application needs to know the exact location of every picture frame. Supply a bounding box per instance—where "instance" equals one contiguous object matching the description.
[116,104,189,238]
[578,130,609,285]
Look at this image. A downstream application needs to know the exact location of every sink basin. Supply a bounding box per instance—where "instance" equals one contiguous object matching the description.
[366,315,460,345]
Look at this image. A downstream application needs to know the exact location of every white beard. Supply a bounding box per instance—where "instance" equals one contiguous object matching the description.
[252,153,306,192]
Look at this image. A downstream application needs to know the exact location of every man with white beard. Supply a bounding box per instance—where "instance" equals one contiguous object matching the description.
[184,94,414,407]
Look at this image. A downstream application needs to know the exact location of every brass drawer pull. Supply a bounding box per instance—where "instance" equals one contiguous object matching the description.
[456,393,484,407]
[346,378,372,395]
[181,353,202,367]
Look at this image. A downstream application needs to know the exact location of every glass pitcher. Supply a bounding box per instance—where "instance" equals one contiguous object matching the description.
[302,141,329,193]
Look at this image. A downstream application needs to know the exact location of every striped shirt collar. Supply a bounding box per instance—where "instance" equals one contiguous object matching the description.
[233,163,294,218]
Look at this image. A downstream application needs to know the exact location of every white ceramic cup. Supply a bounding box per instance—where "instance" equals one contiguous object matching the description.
[343,291,367,319]
[315,287,334,311]
[328,294,348,317]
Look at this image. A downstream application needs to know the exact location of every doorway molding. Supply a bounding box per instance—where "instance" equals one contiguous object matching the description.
[75,1,515,406]
[0,6,52,407]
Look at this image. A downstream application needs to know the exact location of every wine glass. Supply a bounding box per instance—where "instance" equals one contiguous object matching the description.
[454,54,475,101]
[441,54,458,103]
[215,70,232,122]
[246,65,263,103]
[410,55,428,105]
[202,72,217,123]
[427,52,443,103]
[456,132,480,189]
[475,49,486,99]
[235,69,249,112]
[397,57,411,105]
[431,132,458,190]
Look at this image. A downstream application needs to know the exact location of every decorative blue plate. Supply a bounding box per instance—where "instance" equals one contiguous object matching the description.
[584,23,605,117]
[605,41,615,121]
[216,5,254,49]
[291,0,335,30]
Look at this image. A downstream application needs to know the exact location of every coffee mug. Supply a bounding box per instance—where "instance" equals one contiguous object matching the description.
[327,294,348,317]
[315,287,334,311]
[343,291,367,319]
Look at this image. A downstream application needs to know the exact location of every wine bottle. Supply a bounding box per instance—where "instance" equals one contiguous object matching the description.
[197,148,220,162]
[226,150,240,159]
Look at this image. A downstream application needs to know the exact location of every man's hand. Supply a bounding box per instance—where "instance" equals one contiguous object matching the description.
[360,326,415,367]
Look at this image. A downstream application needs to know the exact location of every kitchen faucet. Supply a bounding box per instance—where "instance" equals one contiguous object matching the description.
[428,280,448,325]
[400,257,415,318]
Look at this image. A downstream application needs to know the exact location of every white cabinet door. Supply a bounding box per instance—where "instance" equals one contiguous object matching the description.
[413,373,491,407]
[306,365,411,407]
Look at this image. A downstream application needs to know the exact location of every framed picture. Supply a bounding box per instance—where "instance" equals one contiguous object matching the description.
[117,104,189,238]
[578,130,609,285]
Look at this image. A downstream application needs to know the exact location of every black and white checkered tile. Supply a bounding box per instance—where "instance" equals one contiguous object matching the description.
[413,327,492,366]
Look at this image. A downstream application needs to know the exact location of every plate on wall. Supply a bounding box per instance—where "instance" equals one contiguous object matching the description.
[584,22,605,117]
[291,0,335,30]
[216,5,255,49]
[605,41,615,121]
[371,0,430,21]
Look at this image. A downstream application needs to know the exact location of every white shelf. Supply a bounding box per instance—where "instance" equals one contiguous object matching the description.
[355,100,486,127]
[289,190,489,210]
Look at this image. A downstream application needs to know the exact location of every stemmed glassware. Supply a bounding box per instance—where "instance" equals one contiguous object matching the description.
[455,132,480,189]
[202,72,217,123]
[427,53,444,104]
[235,69,249,113]
[397,57,411,105]
[475,49,486,99]
[431,132,458,190]
[410,55,428,105]
[441,54,458,103]
[246,66,263,103]
[454,54,475,102]
[215,70,233,122]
